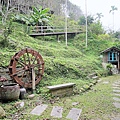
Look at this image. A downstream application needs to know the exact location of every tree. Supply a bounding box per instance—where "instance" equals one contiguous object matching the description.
[95,13,104,21]
[78,15,94,26]
[109,6,118,32]
[88,21,104,38]
[0,2,15,47]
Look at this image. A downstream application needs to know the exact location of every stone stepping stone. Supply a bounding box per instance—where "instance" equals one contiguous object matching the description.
[112,84,120,87]
[114,83,120,85]
[113,102,120,108]
[113,97,120,102]
[72,102,79,106]
[113,90,120,93]
[103,81,109,84]
[97,79,102,83]
[66,108,82,120]
[111,117,120,120]
[114,82,120,84]
[51,106,63,118]
[30,104,48,115]
[112,87,120,89]
[114,93,120,97]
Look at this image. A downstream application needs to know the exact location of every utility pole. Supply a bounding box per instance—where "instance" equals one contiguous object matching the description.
[85,0,88,48]
[65,0,68,46]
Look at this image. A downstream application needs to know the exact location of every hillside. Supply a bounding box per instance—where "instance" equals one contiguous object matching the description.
[0,21,115,88]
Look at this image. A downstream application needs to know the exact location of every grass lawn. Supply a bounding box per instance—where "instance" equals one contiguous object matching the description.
[1,75,120,120]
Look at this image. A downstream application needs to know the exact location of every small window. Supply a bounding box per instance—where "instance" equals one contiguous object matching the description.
[108,52,117,61]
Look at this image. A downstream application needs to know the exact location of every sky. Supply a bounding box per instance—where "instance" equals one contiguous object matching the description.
[69,0,120,31]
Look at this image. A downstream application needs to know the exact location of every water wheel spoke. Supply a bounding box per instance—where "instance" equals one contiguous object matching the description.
[32,63,42,68]
[12,68,25,76]
[23,70,31,83]
[26,48,31,65]
[32,52,39,65]
[17,59,28,67]
[23,54,27,65]
[19,70,26,80]
[26,75,30,83]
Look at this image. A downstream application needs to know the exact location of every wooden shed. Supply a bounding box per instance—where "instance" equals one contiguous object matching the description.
[101,47,120,70]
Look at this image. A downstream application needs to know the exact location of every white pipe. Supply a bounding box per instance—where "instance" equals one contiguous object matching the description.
[85,0,88,48]
[65,0,68,46]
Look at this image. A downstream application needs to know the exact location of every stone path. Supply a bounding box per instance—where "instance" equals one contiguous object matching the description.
[30,80,120,119]
[51,106,63,118]
[66,108,82,120]
[112,81,120,120]
[112,81,120,109]
[30,104,48,115]
[30,104,82,120]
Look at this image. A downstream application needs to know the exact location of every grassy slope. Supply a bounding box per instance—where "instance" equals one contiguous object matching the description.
[0,22,115,88]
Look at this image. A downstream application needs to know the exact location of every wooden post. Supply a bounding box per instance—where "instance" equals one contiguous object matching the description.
[32,68,35,93]
[57,35,60,42]
[118,53,120,71]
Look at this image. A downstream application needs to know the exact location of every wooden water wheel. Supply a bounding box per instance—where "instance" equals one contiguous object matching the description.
[9,48,44,88]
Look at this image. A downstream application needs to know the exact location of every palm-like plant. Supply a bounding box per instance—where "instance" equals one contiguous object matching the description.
[109,6,118,32]
[95,13,104,21]
[30,6,51,26]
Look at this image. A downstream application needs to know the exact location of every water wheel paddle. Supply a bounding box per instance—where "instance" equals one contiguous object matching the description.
[9,48,44,88]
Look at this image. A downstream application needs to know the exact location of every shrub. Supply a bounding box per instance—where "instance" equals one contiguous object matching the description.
[97,34,111,40]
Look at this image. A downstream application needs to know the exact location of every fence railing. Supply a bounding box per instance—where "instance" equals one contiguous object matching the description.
[28,25,83,34]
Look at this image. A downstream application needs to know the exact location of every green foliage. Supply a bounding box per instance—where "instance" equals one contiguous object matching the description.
[78,15,94,26]
[88,21,104,37]
[106,63,113,70]
[109,6,118,13]
[113,31,120,39]
[30,6,51,26]
[14,6,51,27]
[0,8,14,47]
[95,13,104,21]
[97,34,111,40]
[83,84,90,90]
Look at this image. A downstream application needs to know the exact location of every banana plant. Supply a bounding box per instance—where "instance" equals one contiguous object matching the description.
[30,6,51,26]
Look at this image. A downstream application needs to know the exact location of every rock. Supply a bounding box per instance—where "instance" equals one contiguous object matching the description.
[19,88,26,99]
[72,102,79,106]
[0,76,7,82]
[27,94,35,99]
[0,106,5,118]
[14,101,24,108]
